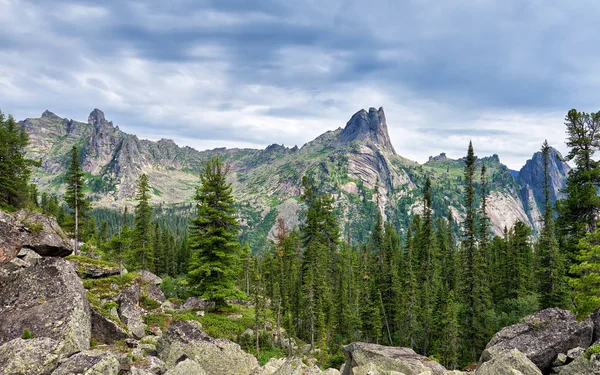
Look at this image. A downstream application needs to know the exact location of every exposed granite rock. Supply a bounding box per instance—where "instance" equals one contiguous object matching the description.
[165,358,207,375]
[0,210,21,264]
[0,257,90,357]
[341,342,447,375]
[117,281,146,339]
[14,210,72,257]
[144,283,166,303]
[90,307,131,344]
[156,320,259,375]
[141,270,163,284]
[51,350,120,375]
[481,308,593,373]
[553,354,592,375]
[338,107,396,154]
[475,348,541,375]
[0,337,62,375]
[182,297,215,310]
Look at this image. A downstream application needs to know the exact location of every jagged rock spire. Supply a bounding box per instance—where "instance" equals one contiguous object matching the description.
[339,107,396,154]
[88,109,106,126]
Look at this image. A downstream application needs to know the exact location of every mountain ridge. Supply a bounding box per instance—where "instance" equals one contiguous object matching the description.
[19,107,570,250]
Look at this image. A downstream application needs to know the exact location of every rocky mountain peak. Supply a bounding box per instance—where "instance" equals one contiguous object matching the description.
[41,110,58,119]
[518,146,570,206]
[339,107,396,154]
[88,109,107,126]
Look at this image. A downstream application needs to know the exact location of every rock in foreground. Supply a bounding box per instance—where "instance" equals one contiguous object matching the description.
[0,337,62,375]
[341,342,447,375]
[0,257,91,357]
[475,348,541,375]
[51,349,120,375]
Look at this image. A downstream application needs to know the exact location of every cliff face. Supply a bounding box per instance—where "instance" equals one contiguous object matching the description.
[20,107,567,248]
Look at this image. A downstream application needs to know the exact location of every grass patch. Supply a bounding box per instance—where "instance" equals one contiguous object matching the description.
[82,272,141,299]
[66,255,119,277]
[140,293,161,310]
[586,344,600,359]
[247,347,286,366]
[21,328,34,340]
[144,313,171,333]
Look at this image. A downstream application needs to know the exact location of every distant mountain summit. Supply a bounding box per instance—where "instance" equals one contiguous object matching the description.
[19,107,569,249]
[339,107,396,154]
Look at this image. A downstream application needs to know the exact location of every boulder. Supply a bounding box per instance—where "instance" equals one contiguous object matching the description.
[272,357,323,375]
[130,355,167,374]
[145,283,166,303]
[0,210,22,264]
[14,210,72,257]
[341,342,447,375]
[70,257,120,278]
[90,308,131,344]
[51,350,120,375]
[553,354,592,375]
[17,247,42,265]
[165,358,207,375]
[324,369,341,375]
[481,308,593,372]
[566,347,585,361]
[141,269,163,285]
[475,348,541,375]
[0,257,91,357]
[0,337,63,375]
[182,297,215,310]
[156,320,259,375]
[117,282,146,339]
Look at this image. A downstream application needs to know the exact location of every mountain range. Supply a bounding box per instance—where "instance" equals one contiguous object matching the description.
[19,107,570,250]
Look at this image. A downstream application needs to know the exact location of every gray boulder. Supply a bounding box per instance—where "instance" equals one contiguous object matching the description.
[17,247,42,265]
[0,210,22,264]
[553,354,592,375]
[475,348,541,375]
[341,342,447,375]
[0,257,90,357]
[182,297,215,310]
[117,282,146,339]
[157,320,259,375]
[0,337,63,375]
[481,308,593,372]
[165,358,207,375]
[590,308,600,343]
[141,269,163,284]
[90,308,131,344]
[145,283,166,304]
[51,350,120,375]
[14,210,72,257]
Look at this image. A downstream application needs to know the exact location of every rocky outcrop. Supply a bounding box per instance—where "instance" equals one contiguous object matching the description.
[51,350,120,375]
[341,342,447,375]
[165,358,207,375]
[156,320,259,375]
[90,308,131,344]
[117,282,146,339]
[0,210,22,263]
[145,283,166,303]
[0,337,63,375]
[141,270,163,284]
[475,348,541,375]
[14,210,72,257]
[0,257,91,357]
[518,146,570,206]
[338,107,396,154]
[182,297,215,310]
[481,308,593,372]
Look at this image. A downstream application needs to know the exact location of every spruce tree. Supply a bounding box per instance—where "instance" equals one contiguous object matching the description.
[538,140,568,308]
[570,227,600,317]
[132,174,153,273]
[64,146,90,255]
[188,157,242,308]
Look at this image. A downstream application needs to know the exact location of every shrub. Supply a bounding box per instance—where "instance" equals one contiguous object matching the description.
[22,328,34,340]
[140,293,161,310]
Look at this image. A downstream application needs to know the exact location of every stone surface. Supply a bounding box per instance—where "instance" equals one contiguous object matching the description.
[567,347,585,361]
[0,210,22,264]
[145,283,166,303]
[591,308,600,343]
[341,342,447,375]
[17,247,42,265]
[141,269,163,284]
[14,210,72,256]
[90,307,131,344]
[157,320,259,375]
[117,282,146,339]
[165,358,207,375]
[553,354,592,375]
[481,308,593,372]
[182,297,215,310]
[0,337,62,375]
[475,349,541,375]
[51,349,120,375]
[553,352,568,367]
[0,257,91,357]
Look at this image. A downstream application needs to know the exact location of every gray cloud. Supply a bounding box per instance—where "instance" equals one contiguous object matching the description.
[0,0,598,169]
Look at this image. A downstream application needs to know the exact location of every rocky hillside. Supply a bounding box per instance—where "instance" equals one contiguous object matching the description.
[2,209,600,375]
[20,107,570,247]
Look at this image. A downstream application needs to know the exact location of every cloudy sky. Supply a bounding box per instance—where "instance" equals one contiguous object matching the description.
[1,0,599,169]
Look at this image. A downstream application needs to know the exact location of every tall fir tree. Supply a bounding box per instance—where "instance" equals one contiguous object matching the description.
[132,174,153,273]
[64,146,90,255]
[188,157,243,308]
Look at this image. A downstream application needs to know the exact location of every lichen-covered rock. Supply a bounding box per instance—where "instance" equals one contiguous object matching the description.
[130,356,166,375]
[14,210,72,257]
[272,357,322,375]
[323,369,341,375]
[0,337,62,375]
[141,269,163,285]
[165,358,207,375]
[475,349,541,375]
[182,297,215,310]
[0,210,22,264]
[144,283,166,303]
[68,256,120,278]
[480,308,593,372]
[0,257,91,357]
[117,282,146,339]
[51,350,120,375]
[17,247,42,266]
[341,342,447,375]
[156,320,259,375]
[90,307,131,344]
[553,354,592,375]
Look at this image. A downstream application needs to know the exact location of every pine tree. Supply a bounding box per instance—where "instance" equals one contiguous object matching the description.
[188,157,243,308]
[132,174,153,273]
[437,289,459,370]
[570,227,600,317]
[64,146,90,255]
[538,140,568,308]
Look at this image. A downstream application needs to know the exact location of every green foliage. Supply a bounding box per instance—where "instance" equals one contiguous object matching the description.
[21,328,34,340]
[143,313,171,333]
[160,276,188,299]
[188,157,244,308]
[0,110,38,211]
[131,174,153,271]
[64,146,91,253]
[586,344,600,359]
[140,293,161,310]
[570,227,600,318]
